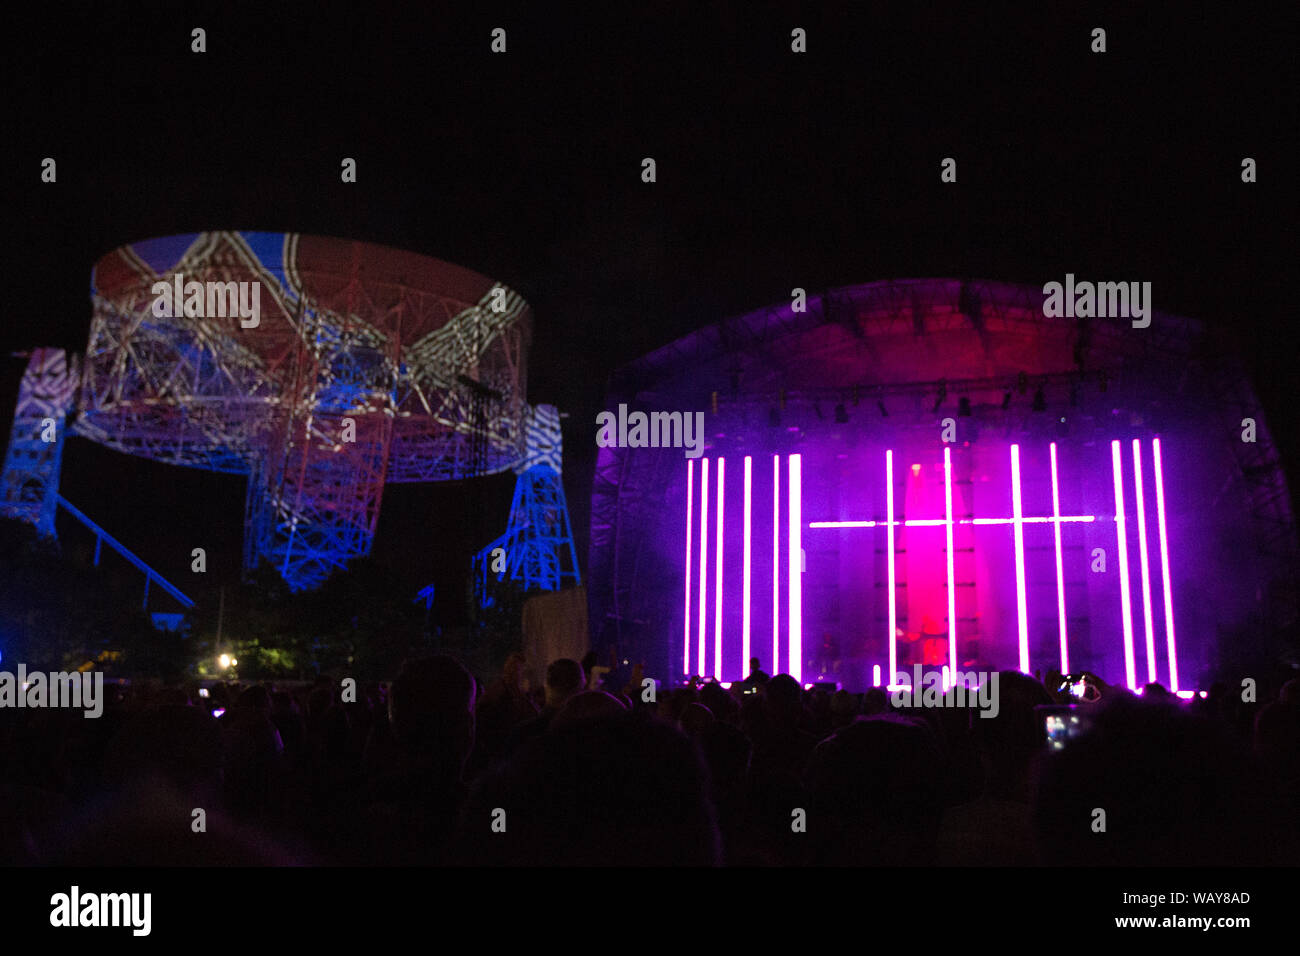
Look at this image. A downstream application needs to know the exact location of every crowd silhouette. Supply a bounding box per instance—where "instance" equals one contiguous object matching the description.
[1,653,1296,866]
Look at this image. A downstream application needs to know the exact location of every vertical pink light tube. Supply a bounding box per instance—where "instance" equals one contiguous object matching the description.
[1050,443,1070,674]
[886,449,897,687]
[742,456,752,679]
[714,457,725,681]
[772,455,780,675]
[1152,438,1180,691]
[788,454,803,682]
[698,457,709,678]
[684,459,694,676]
[1010,444,1029,674]
[943,446,958,676]
[1131,440,1157,684]
[1111,440,1137,690]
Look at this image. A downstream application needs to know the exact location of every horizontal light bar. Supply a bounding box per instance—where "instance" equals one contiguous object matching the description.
[972,516,1097,525]
[810,515,1097,528]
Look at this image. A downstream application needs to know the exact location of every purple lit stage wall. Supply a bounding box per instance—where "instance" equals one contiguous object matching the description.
[680,436,1203,691]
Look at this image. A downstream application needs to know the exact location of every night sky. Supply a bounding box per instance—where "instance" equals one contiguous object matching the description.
[3,3,1294,615]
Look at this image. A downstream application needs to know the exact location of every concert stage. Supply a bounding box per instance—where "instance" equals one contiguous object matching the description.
[589,279,1297,691]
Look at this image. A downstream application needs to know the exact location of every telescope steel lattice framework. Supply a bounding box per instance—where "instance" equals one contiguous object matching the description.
[1,347,78,538]
[0,231,579,596]
[472,403,581,607]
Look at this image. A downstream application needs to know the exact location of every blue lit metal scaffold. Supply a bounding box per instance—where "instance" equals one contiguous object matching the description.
[1,348,76,538]
[0,348,194,612]
[470,404,581,609]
